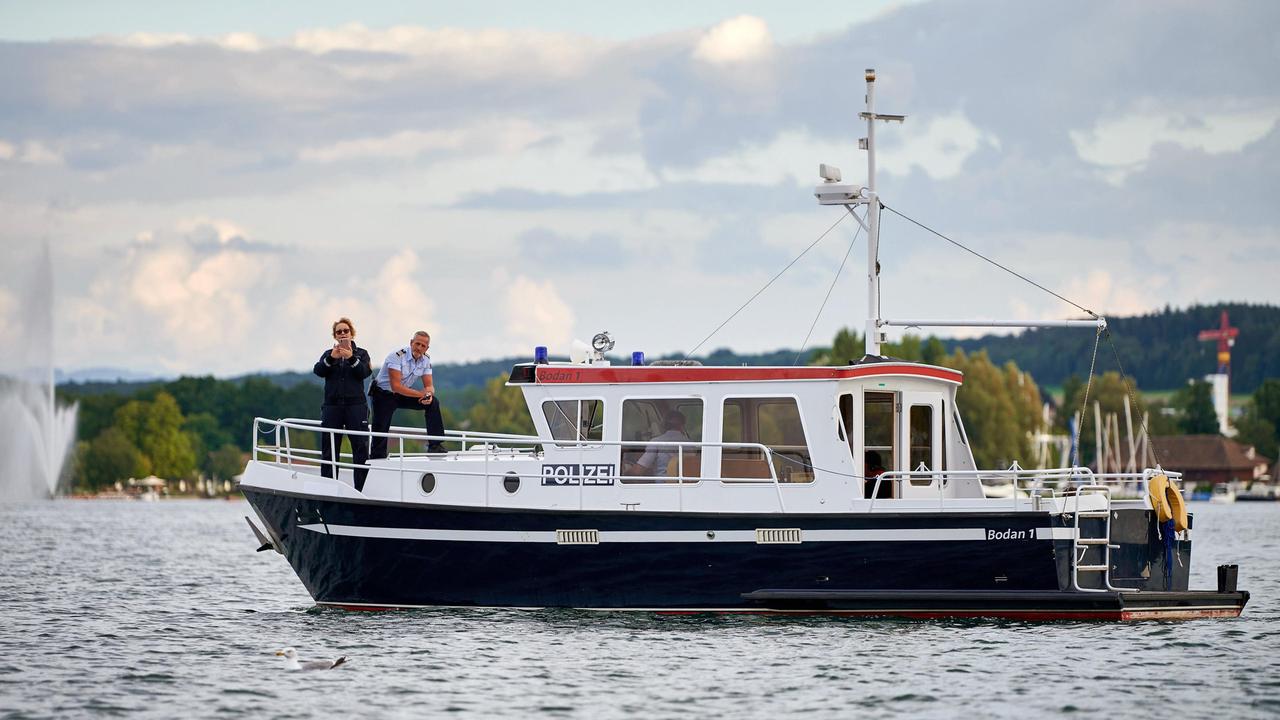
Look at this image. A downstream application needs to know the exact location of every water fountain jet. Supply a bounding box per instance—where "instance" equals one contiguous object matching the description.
[0,240,78,502]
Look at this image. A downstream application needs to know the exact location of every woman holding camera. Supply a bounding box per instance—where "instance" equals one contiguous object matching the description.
[312,317,372,489]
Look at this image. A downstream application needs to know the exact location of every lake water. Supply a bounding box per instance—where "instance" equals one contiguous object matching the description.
[1,499,1278,718]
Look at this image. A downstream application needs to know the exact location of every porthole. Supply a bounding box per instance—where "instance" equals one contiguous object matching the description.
[503,473,521,494]
[420,472,436,494]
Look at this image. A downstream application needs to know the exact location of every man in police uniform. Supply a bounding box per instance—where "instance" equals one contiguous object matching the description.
[369,330,447,460]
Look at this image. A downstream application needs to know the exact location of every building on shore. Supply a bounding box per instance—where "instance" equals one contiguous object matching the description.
[1150,435,1270,487]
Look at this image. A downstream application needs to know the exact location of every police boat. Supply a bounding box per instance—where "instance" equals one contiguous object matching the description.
[241,69,1248,620]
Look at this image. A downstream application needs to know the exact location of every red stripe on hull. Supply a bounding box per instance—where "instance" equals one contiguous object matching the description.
[657,607,1244,621]
[320,604,1242,621]
[534,364,963,385]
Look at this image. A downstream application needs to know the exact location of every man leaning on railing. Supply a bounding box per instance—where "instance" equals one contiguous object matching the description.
[369,330,447,466]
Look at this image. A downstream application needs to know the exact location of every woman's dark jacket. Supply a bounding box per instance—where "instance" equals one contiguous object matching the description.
[313,344,373,406]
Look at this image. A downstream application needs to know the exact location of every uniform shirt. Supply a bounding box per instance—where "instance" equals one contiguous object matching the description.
[637,429,690,477]
[375,346,433,393]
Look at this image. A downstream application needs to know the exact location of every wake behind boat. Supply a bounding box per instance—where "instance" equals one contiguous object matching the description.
[240,70,1248,620]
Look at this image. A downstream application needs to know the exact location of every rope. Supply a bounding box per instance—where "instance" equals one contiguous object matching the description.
[1071,327,1103,469]
[1103,330,1163,468]
[875,202,883,323]
[793,211,864,364]
[882,204,1098,318]
[772,451,867,480]
[685,212,849,359]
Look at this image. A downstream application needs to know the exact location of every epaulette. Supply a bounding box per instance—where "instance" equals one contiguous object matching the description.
[396,349,405,356]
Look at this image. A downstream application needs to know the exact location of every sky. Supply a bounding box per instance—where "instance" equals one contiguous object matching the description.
[2,0,1278,377]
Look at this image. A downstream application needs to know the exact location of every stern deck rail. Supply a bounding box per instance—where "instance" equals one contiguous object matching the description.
[249,417,1181,513]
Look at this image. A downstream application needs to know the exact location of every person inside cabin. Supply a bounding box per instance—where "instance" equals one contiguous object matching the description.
[313,317,372,489]
[369,331,447,471]
[631,411,689,482]
[864,450,888,499]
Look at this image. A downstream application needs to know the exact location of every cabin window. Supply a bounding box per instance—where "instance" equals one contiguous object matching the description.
[839,393,855,449]
[909,404,933,471]
[941,400,948,473]
[953,408,968,446]
[721,397,813,483]
[542,400,604,444]
[864,392,895,498]
[620,398,703,482]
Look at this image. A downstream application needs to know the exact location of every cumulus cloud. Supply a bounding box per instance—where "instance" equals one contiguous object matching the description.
[1069,104,1279,186]
[694,16,774,64]
[39,219,283,374]
[298,120,548,164]
[97,22,602,79]
[502,275,575,352]
[279,247,439,360]
[0,139,62,166]
[879,111,1001,180]
[124,240,274,354]
[47,218,448,374]
[3,2,1276,374]
[1059,269,1158,318]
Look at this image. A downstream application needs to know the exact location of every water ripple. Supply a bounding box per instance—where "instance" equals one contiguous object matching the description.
[0,499,1277,718]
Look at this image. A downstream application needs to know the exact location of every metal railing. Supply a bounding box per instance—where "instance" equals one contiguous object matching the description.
[251,416,791,510]
[869,466,1181,512]
[251,417,1180,515]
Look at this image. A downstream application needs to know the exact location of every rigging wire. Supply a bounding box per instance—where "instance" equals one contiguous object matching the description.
[685,212,849,359]
[875,202,882,330]
[793,210,864,365]
[1103,330,1164,468]
[1071,327,1103,469]
[879,204,1152,471]
[881,204,1098,319]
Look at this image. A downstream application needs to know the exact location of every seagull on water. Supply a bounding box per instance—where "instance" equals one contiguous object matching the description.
[275,647,348,671]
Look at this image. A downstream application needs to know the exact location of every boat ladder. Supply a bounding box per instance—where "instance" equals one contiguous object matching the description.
[1070,485,1131,592]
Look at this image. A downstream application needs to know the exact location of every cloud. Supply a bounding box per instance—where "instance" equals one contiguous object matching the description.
[695,217,793,275]
[1070,105,1279,184]
[456,180,811,214]
[0,287,15,339]
[518,227,630,267]
[298,120,548,164]
[879,111,1000,180]
[47,219,284,374]
[0,139,62,166]
[125,243,273,350]
[134,217,287,254]
[502,274,575,351]
[694,16,774,65]
[2,3,1276,375]
[273,248,440,369]
[49,217,447,374]
[1059,269,1158,318]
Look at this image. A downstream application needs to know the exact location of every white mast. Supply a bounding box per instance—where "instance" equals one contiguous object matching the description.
[856,68,905,356]
[814,68,904,357]
[815,70,1106,362]
[864,69,881,357]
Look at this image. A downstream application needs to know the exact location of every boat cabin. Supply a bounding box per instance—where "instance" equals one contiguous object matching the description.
[503,357,982,502]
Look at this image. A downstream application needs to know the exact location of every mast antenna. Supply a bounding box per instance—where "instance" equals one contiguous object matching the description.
[814,67,905,357]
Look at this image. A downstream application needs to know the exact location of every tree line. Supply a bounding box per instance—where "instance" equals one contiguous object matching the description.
[58,321,1279,491]
[948,302,1280,394]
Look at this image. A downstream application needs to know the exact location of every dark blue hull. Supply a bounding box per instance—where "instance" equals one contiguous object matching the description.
[241,486,1217,616]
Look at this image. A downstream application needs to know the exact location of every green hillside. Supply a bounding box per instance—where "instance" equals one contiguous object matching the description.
[948,303,1280,394]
